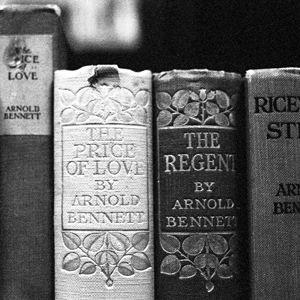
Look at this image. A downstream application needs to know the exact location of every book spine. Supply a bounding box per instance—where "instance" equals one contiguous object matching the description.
[54,65,154,300]
[246,68,300,300]
[0,5,66,300]
[154,70,246,300]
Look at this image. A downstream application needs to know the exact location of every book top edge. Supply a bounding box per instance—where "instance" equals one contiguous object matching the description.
[153,69,241,81]
[0,4,61,16]
[246,67,300,78]
[55,65,152,79]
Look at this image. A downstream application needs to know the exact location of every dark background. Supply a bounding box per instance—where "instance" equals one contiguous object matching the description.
[68,0,300,75]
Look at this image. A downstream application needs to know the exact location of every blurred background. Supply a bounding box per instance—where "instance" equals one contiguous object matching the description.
[1,0,300,74]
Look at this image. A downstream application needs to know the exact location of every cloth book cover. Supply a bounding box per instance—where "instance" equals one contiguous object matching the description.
[153,69,247,299]
[0,4,66,300]
[54,65,154,299]
[246,68,300,299]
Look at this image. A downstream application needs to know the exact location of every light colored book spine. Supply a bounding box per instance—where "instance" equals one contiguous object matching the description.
[54,65,154,300]
[246,68,300,300]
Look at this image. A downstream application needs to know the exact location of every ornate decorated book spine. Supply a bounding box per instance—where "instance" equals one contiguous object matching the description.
[0,5,66,300]
[246,68,300,299]
[54,65,153,300]
[153,70,246,299]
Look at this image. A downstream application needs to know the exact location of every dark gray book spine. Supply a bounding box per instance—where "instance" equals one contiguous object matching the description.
[154,69,247,300]
[246,68,300,300]
[0,5,66,300]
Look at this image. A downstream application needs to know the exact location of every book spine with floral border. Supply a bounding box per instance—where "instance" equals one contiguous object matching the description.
[54,65,154,300]
[154,69,247,300]
[0,5,66,300]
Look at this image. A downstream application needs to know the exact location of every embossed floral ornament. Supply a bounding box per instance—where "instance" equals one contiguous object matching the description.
[156,88,238,127]
[4,37,31,70]
[160,233,238,293]
[62,231,151,287]
[59,72,150,125]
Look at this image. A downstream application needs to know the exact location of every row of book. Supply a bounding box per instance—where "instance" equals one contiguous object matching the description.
[0,4,299,300]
